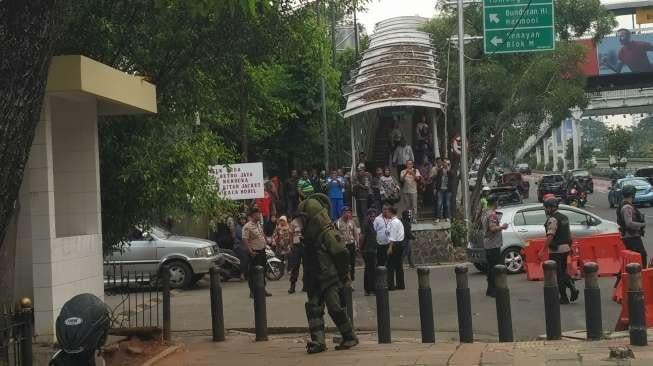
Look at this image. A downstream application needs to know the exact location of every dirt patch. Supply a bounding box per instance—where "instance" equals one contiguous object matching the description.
[104,337,169,366]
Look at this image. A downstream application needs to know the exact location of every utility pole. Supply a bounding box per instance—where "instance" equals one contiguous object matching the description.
[320,1,329,172]
[457,0,470,241]
[353,0,359,56]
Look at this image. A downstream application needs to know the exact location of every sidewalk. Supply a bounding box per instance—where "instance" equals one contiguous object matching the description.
[155,330,653,366]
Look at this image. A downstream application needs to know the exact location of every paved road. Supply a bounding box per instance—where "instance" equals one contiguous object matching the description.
[112,173,647,342]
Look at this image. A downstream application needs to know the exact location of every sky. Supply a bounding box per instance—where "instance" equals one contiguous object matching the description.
[357,0,437,33]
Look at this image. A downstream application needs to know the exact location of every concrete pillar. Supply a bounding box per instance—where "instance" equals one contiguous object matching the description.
[432,110,440,159]
[572,119,580,169]
[543,139,549,169]
[552,130,559,172]
[536,145,542,167]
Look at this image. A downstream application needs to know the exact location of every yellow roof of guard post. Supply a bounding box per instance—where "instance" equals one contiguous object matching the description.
[46,55,157,115]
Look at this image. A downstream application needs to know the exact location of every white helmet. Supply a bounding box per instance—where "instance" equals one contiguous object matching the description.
[482,186,491,192]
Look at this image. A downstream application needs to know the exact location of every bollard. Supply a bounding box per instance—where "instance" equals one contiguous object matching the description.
[493,265,513,342]
[583,262,603,340]
[542,260,561,340]
[209,266,225,342]
[455,265,473,343]
[161,265,171,342]
[253,265,268,341]
[417,267,435,343]
[375,266,391,343]
[626,263,647,346]
[343,284,354,329]
[20,298,33,366]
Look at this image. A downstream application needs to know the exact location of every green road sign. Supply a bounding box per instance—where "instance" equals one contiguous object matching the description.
[483,0,555,54]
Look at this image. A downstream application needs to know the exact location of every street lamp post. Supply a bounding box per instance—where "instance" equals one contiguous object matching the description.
[457,0,471,240]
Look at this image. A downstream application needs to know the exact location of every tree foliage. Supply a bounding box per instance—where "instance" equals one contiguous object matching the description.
[605,126,632,161]
[423,0,615,219]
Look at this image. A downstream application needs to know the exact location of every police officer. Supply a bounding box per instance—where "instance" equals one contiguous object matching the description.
[617,185,647,267]
[297,193,358,354]
[543,194,579,304]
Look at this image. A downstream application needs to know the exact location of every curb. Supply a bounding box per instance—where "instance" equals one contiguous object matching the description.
[140,344,182,366]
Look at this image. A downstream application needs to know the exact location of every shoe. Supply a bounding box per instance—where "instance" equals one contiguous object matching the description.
[560,296,570,305]
[306,341,327,354]
[335,336,359,350]
[288,283,296,294]
[569,287,579,302]
[265,291,272,297]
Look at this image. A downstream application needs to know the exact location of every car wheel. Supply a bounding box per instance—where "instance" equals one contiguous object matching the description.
[165,261,193,289]
[473,263,488,273]
[503,248,524,274]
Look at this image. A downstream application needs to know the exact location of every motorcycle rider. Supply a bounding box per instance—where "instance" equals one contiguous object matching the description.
[543,194,579,304]
[564,171,585,204]
[617,185,647,268]
[297,193,358,354]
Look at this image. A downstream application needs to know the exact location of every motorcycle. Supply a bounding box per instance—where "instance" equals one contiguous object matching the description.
[215,247,242,281]
[50,294,110,366]
[565,188,587,207]
[265,245,285,281]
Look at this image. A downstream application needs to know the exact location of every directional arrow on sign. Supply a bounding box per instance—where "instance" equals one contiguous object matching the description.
[490,36,503,46]
[489,13,500,23]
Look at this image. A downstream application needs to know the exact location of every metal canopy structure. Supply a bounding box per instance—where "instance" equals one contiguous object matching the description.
[341,16,445,119]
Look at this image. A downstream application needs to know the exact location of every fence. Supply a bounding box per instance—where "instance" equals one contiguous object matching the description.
[103,263,171,340]
[0,301,32,366]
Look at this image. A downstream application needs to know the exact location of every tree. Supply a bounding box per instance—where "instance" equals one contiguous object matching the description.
[631,116,653,157]
[423,0,616,221]
[0,1,66,303]
[605,126,632,161]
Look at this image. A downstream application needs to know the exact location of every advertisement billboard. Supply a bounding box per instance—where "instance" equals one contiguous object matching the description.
[597,29,653,75]
[210,162,264,200]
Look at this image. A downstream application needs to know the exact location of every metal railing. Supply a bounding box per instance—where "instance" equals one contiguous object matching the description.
[103,263,171,340]
[0,301,32,366]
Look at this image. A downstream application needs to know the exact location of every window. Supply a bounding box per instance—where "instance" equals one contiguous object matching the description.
[560,209,590,226]
[513,212,525,226]
[521,209,547,226]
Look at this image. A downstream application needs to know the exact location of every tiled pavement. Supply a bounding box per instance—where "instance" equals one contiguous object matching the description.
[155,331,653,366]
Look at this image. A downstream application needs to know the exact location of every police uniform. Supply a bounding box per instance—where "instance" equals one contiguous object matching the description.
[617,201,647,267]
[544,210,578,303]
[298,194,357,353]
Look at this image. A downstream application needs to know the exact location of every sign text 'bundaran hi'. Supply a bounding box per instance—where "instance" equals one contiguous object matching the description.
[210,162,264,200]
[483,0,555,54]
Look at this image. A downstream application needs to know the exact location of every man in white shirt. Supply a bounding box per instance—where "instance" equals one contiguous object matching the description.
[373,206,404,269]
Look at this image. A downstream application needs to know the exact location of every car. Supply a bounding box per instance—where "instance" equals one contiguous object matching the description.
[516,163,531,175]
[489,186,522,207]
[467,203,619,274]
[537,174,565,202]
[608,177,653,208]
[634,167,653,186]
[104,226,220,289]
[500,172,529,199]
[571,169,594,193]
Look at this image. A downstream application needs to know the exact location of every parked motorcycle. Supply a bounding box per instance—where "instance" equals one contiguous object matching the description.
[50,294,110,366]
[265,245,285,281]
[215,248,242,281]
[565,188,587,207]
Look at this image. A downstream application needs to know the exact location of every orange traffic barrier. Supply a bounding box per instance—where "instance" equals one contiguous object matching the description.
[523,239,580,281]
[614,267,653,331]
[576,233,625,277]
[612,250,642,304]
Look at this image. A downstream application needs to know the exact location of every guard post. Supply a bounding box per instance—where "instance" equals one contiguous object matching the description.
[583,262,603,340]
[210,266,225,342]
[494,265,513,342]
[417,267,435,343]
[542,260,561,340]
[375,266,391,343]
[626,263,647,346]
[253,265,268,341]
[455,265,473,343]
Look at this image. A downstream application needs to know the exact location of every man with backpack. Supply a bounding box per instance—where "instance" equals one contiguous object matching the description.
[617,185,647,267]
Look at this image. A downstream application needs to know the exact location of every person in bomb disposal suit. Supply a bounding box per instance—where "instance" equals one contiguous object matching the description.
[617,185,648,268]
[543,194,579,304]
[296,193,358,354]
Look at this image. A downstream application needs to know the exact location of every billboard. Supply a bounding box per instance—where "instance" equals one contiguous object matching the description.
[577,31,653,76]
[210,162,264,200]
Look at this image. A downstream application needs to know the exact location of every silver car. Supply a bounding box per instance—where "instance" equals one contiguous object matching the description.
[467,203,619,274]
[104,226,220,288]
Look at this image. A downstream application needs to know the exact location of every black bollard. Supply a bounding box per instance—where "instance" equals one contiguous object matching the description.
[375,266,391,343]
[253,265,268,341]
[542,260,561,340]
[209,266,225,342]
[455,265,473,343]
[161,265,171,342]
[20,298,33,366]
[493,265,513,342]
[583,262,603,341]
[417,267,435,343]
[626,263,647,346]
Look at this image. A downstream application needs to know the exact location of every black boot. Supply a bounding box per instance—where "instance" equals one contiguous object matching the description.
[568,280,579,302]
[288,282,296,294]
[335,335,359,350]
[559,287,570,304]
[306,341,326,354]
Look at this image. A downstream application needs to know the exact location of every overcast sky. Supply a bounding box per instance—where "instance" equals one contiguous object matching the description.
[358,0,436,33]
